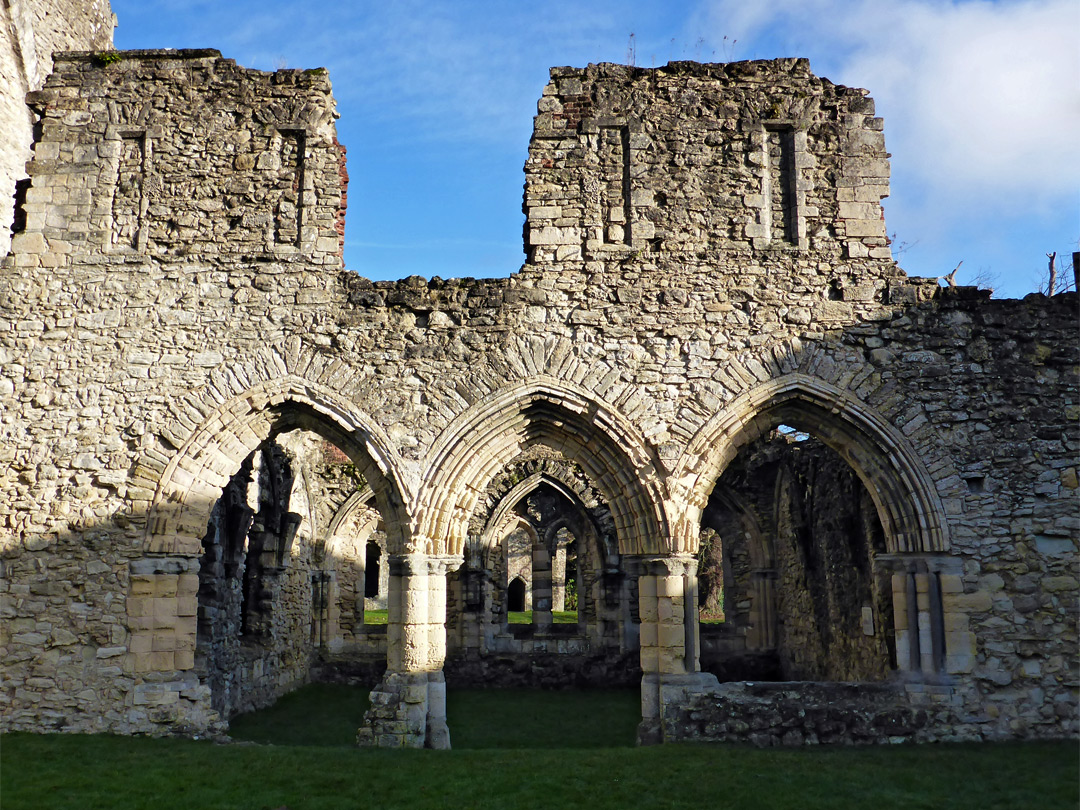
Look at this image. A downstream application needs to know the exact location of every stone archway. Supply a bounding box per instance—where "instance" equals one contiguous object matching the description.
[676,373,951,555]
[445,449,637,682]
[318,488,387,655]
[130,376,411,727]
[419,375,670,557]
[675,374,968,683]
[367,376,677,747]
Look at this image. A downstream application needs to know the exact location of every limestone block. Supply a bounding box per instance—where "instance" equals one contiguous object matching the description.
[638,576,657,598]
[639,646,659,673]
[944,590,992,613]
[530,226,580,245]
[939,574,964,594]
[843,219,885,238]
[153,597,178,619]
[639,599,658,623]
[10,232,46,254]
[658,623,686,649]
[656,575,684,598]
[639,622,658,647]
[658,648,687,675]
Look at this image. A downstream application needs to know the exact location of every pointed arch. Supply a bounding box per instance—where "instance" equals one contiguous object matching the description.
[674,373,951,555]
[141,375,411,557]
[324,488,377,553]
[418,375,669,556]
[480,472,613,558]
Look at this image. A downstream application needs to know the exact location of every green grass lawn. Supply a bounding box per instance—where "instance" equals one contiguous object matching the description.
[365,609,579,626]
[507,609,578,624]
[2,684,1076,810]
[363,609,387,625]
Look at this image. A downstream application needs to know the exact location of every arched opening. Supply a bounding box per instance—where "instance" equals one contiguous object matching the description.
[194,429,397,718]
[141,384,408,724]
[507,577,527,612]
[444,449,637,685]
[316,489,388,656]
[697,426,894,682]
[679,376,955,688]
[426,381,662,692]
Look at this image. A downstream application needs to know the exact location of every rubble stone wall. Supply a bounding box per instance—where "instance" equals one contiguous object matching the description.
[1,0,114,256]
[0,53,1075,744]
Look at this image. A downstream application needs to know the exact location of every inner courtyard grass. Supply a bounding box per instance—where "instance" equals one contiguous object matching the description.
[2,684,1076,810]
[362,609,387,625]
[507,609,578,624]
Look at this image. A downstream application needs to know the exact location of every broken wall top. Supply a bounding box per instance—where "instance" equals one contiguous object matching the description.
[13,50,346,272]
[524,59,904,304]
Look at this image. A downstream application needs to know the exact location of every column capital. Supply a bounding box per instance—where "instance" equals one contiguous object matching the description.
[387,553,463,577]
[628,553,698,578]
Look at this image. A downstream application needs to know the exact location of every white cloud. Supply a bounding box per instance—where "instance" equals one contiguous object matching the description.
[699,0,1080,205]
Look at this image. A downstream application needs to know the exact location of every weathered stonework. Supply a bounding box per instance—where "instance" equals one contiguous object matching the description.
[0,0,114,257]
[1,46,1076,748]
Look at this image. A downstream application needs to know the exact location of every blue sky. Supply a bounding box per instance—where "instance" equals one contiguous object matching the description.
[110,0,1079,298]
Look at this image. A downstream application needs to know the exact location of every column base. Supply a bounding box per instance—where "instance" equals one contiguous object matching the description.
[357,671,451,749]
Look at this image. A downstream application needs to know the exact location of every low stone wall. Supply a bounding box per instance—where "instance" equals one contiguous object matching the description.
[445,650,640,688]
[310,652,387,687]
[664,681,958,745]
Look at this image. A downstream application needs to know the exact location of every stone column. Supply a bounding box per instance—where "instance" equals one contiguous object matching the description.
[914,571,944,674]
[892,570,920,673]
[358,553,459,749]
[888,556,962,678]
[634,554,720,745]
[126,555,219,734]
[552,542,567,612]
[747,569,778,650]
[531,541,553,631]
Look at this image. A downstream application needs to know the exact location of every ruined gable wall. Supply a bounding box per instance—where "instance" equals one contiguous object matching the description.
[0,54,1075,740]
[1,0,114,256]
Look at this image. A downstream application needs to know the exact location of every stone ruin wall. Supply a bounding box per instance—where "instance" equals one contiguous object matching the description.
[0,0,114,257]
[0,51,1076,743]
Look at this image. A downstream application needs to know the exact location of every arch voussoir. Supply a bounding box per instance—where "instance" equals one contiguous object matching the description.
[675,372,953,555]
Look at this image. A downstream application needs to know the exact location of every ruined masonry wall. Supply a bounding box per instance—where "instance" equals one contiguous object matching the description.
[1,0,114,256]
[0,54,1075,741]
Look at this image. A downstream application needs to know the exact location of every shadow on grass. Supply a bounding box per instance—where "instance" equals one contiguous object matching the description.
[227,683,641,749]
[2,731,1076,810]
[6,684,1076,809]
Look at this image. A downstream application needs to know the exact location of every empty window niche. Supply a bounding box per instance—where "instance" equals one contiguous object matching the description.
[965,476,986,494]
[111,131,147,251]
[762,125,797,245]
[597,125,632,246]
[273,129,305,247]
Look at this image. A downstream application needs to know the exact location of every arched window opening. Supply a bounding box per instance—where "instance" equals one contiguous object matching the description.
[507,577,527,612]
[561,534,579,617]
[364,542,381,599]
